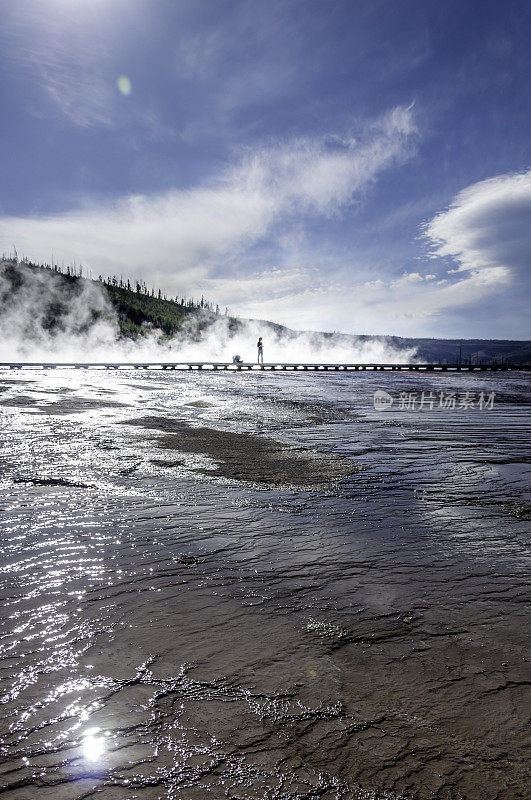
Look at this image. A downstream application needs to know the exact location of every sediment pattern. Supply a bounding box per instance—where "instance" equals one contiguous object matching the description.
[0,370,529,799]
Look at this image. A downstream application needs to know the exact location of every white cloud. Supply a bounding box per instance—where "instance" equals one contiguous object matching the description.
[203,267,312,307]
[230,266,510,335]
[0,106,416,294]
[391,272,425,286]
[424,169,531,285]
[327,168,531,336]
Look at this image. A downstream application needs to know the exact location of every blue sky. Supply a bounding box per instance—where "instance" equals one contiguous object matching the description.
[1,0,530,338]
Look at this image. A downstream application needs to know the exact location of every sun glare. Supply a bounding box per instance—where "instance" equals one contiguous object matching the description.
[82,727,105,762]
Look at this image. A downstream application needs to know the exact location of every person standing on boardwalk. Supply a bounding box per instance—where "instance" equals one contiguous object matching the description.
[257,337,264,364]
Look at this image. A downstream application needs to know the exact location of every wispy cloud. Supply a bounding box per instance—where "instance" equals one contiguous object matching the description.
[2,3,115,128]
[0,105,416,292]
[0,1,171,138]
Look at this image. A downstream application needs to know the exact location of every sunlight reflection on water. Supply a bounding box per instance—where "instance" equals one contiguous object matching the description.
[82,727,105,762]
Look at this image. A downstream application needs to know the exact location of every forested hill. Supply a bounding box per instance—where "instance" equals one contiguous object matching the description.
[1,258,530,363]
[1,258,240,340]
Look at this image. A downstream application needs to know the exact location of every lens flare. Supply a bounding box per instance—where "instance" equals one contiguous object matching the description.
[116,76,132,96]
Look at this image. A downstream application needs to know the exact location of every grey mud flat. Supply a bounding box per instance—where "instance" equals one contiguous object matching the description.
[0,369,529,800]
[123,415,358,487]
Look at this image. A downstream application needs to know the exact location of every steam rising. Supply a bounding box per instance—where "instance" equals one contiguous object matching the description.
[0,261,416,364]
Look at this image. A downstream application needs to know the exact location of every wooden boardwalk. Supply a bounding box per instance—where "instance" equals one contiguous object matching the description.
[0,362,529,372]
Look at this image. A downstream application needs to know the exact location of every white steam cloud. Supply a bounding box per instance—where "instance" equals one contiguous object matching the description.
[0,261,416,364]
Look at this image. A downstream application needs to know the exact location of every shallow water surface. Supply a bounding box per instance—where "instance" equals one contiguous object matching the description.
[0,369,530,799]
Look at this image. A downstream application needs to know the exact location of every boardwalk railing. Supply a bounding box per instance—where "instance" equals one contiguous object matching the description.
[0,362,529,372]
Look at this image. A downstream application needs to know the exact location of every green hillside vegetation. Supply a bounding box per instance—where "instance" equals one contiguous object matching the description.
[104,283,210,339]
[1,257,241,340]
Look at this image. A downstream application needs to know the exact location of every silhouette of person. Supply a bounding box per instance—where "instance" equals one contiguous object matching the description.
[257,337,264,364]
